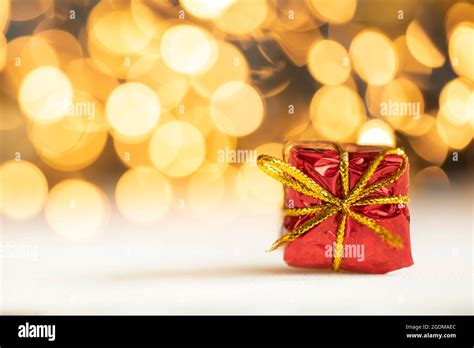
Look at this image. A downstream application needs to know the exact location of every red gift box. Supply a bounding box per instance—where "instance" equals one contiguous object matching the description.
[258,141,413,274]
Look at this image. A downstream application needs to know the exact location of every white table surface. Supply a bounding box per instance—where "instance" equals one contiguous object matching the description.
[1,187,472,315]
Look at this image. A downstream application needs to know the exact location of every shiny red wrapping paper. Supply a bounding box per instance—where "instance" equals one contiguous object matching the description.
[283,142,413,274]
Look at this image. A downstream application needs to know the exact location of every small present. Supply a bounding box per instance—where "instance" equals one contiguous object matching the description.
[257,141,413,274]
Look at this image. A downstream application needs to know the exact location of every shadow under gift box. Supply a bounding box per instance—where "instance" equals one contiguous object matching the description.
[282,142,413,274]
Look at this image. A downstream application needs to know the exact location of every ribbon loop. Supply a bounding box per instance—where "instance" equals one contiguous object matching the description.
[257,155,340,205]
[347,148,408,204]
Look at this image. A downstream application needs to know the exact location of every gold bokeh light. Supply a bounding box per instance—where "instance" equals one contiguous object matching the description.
[35,30,83,69]
[365,78,425,134]
[400,113,435,137]
[350,30,398,86]
[45,179,108,240]
[394,35,432,75]
[310,85,365,140]
[439,78,473,126]
[127,55,189,112]
[177,103,214,137]
[268,0,314,31]
[214,0,268,35]
[27,97,108,172]
[0,0,9,33]
[88,2,153,56]
[436,108,472,150]
[274,25,323,67]
[236,142,284,213]
[187,163,239,222]
[114,137,153,169]
[357,119,395,147]
[204,126,237,163]
[130,0,169,39]
[406,20,445,68]
[9,0,52,22]
[1,35,59,99]
[149,120,206,177]
[445,2,474,39]
[210,81,265,137]
[115,166,172,225]
[449,22,474,82]
[192,41,249,99]
[160,24,217,75]
[86,25,142,80]
[307,39,351,86]
[106,82,161,141]
[0,160,48,220]
[0,0,473,233]
[181,0,236,20]
[413,166,450,191]
[66,58,119,102]
[0,92,23,131]
[19,66,73,124]
[409,122,448,165]
[309,0,357,24]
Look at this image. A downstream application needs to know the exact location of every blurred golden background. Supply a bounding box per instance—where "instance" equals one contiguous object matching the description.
[0,0,473,240]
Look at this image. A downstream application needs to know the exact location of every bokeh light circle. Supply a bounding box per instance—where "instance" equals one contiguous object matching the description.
[214,0,268,35]
[449,22,474,82]
[236,143,284,213]
[127,56,189,112]
[445,2,474,38]
[436,108,472,150]
[406,20,445,68]
[66,58,119,102]
[9,0,52,21]
[409,122,448,165]
[0,0,10,33]
[90,7,152,56]
[357,119,395,147]
[439,78,473,126]
[187,163,239,222]
[115,167,172,225]
[310,0,357,24]
[350,30,398,86]
[149,120,206,177]
[307,39,351,86]
[0,160,48,220]
[160,24,217,75]
[181,0,235,19]
[45,179,108,240]
[413,166,450,192]
[394,35,432,75]
[210,81,264,137]
[1,35,58,99]
[35,30,84,69]
[106,82,161,140]
[365,78,425,134]
[192,41,249,98]
[19,66,73,123]
[114,137,153,169]
[310,85,365,140]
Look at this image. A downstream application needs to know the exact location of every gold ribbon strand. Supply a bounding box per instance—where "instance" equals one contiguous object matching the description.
[257,146,409,271]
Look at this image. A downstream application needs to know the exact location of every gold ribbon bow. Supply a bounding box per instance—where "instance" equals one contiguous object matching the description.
[257,146,409,271]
